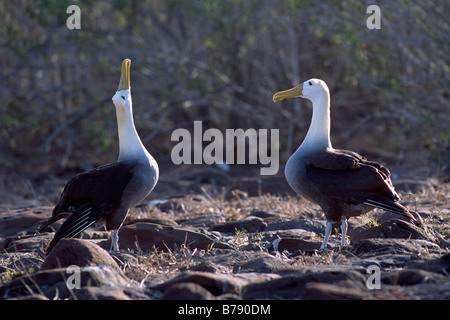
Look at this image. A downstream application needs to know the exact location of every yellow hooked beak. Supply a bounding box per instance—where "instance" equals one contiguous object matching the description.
[117,58,131,91]
[273,83,303,102]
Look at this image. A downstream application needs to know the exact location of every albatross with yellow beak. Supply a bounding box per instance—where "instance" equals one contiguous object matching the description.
[273,79,418,249]
[39,59,159,253]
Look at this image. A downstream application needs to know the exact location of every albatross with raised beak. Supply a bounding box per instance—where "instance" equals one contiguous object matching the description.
[273,79,417,249]
[39,59,159,253]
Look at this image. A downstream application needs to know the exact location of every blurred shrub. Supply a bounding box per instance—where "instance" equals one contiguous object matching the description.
[0,0,448,174]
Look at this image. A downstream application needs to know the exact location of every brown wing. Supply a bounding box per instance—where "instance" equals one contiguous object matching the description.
[42,162,135,251]
[305,149,364,170]
[305,149,410,216]
[52,162,133,216]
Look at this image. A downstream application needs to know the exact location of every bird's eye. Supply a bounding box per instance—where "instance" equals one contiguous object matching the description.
[308,81,312,86]
[121,96,125,100]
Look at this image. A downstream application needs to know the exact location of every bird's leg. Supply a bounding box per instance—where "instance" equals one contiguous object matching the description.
[111,229,119,251]
[340,219,348,247]
[320,222,332,250]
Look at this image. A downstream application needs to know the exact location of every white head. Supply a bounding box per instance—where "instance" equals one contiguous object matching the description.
[273,78,332,150]
[112,87,131,105]
[273,78,330,103]
[111,58,147,161]
[112,59,132,113]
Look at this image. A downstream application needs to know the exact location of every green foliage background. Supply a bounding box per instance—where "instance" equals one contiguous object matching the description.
[0,0,448,175]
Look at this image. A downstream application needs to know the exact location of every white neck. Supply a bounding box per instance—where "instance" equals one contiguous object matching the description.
[299,90,332,152]
[116,104,149,162]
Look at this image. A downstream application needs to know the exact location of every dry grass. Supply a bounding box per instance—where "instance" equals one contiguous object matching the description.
[116,178,448,283]
[131,190,322,224]
[118,245,203,284]
[290,249,352,267]
[0,168,448,298]
[0,252,44,286]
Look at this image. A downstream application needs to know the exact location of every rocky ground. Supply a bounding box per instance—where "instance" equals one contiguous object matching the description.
[0,165,449,300]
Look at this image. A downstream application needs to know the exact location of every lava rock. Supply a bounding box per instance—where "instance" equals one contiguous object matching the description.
[210,216,267,233]
[349,219,430,243]
[161,282,215,300]
[303,281,370,300]
[265,217,326,234]
[351,238,441,257]
[0,206,53,238]
[241,269,366,299]
[233,255,293,273]
[155,271,244,296]
[0,265,129,299]
[117,222,215,252]
[41,238,122,275]
[266,238,322,252]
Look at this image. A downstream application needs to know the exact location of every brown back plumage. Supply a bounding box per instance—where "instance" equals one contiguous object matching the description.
[39,162,135,252]
[302,148,416,222]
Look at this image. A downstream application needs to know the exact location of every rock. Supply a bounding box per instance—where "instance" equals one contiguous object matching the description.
[41,238,123,276]
[379,219,430,240]
[179,213,226,227]
[146,195,209,213]
[155,270,278,298]
[1,174,448,301]
[190,261,226,273]
[69,287,133,300]
[117,222,215,252]
[354,254,413,269]
[266,238,322,252]
[406,252,450,275]
[265,217,326,234]
[151,197,186,213]
[349,219,431,244]
[0,206,52,238]
[395,280,450,300]
[351,239,441,257]
[377,211,418,225]
[263,229,316,242]
[241,269,366,299]
[348,225,384,243]
[78,230,110,240]
[0,265,130,299]
[7,294,49,300]
[382,269,448,286]
[233,255,293,273]
[303,281,371,300]
[210,216,267,233]
[108,251,139,268]
[1,234,50,252]
[247,210,278,219]
[124,217,179,227]
[155,271,244,296]
[196,250,268,270]
[161,282,215,300]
